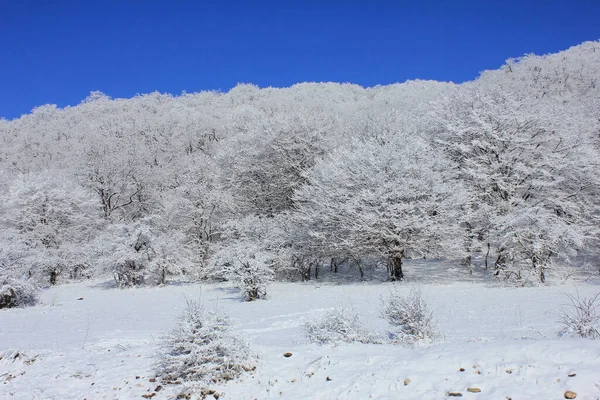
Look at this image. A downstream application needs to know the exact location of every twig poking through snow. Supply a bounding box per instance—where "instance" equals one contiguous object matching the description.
[527,326,550,339]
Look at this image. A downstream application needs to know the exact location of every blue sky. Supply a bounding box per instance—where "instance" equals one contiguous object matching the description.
[1,0,599,119]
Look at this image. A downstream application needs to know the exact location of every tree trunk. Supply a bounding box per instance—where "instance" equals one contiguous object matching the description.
[301,263,311,282]
[463,222,473,273]
[494,249,506,272]
[50,269,58,285]
[484,243,490,270]
[355,259,365,281]
[532,255,546,283]
[159,266,167,285]
[294,256,310,282]
[331,258,339,273]
[464,255,473,274]
[388,254,404,281]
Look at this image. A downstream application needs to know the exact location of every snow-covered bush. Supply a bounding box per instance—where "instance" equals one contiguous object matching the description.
[235,258,274,301]
[0,278,39,309]
[493,263,541,287]
[558,292,600,339]
[304,304,381,345]
[209,240,275,301]
[112,259,146,287]
[381,287,439,345]
[96,224,150,287]
[97,217,193,287]
[158,299,256,385]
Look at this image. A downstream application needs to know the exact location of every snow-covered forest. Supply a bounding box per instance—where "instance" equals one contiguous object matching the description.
[2,41,599,295]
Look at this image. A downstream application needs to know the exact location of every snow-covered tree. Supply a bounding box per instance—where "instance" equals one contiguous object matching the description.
[216,94,351,218]
[0,172,103,284]
[95,215,193,287]
[0,41,598,287]
[433,84,600,282]
[293,130,464,281]
[158,299,255,384]
[161,155,234,274]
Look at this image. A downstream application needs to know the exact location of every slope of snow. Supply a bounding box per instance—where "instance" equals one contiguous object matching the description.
[1,270,599,399]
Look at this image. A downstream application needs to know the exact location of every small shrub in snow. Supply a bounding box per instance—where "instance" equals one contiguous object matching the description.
[558,292,600,339]
[158,299,256,385]
[304,304,381,345]
[235,259,274,301]
[381,287,439,345]
[112,259,146,287]
[209,242,275,301]
[0,278,39,309]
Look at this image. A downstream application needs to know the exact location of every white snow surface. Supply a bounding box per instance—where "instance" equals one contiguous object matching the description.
[1,269,600,399]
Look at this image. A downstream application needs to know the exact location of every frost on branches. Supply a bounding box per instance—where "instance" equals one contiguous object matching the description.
[293,129,464,281]
[207,215,291,300]
[558,292,600,339]
[381,287,440,346]
[96,216,193,287]
[0,172,102,285]
[157,299,256,386]
[209,240,275,301]
[0,41,598,287]
[433,83,600,283]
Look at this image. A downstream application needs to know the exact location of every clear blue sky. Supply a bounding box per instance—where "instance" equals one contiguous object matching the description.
[1,0,599,119]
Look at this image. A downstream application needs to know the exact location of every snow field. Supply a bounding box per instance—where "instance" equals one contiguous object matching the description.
[1,278,599,399]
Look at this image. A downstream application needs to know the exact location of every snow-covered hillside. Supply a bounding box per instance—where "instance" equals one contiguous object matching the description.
[1,40,600,400]
[1,268,599,399]
[2,41,600,291]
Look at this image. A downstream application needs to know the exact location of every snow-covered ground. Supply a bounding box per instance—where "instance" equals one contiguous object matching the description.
[1,265,600,399]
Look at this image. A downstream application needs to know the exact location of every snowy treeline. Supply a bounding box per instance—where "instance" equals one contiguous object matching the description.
[1,41,599,295]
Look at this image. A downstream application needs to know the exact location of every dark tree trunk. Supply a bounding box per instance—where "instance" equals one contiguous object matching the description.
[159,266,167,285]
[484,243,490,270]
[464,255,472,274]
[494,249,506,271]
[532,255,546,283]
[388,255,404,281]
[50,269,58,285]
[330,258,340,273]
[463,222,474,273]
[294,256,310,282]
[354,258,365,281]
